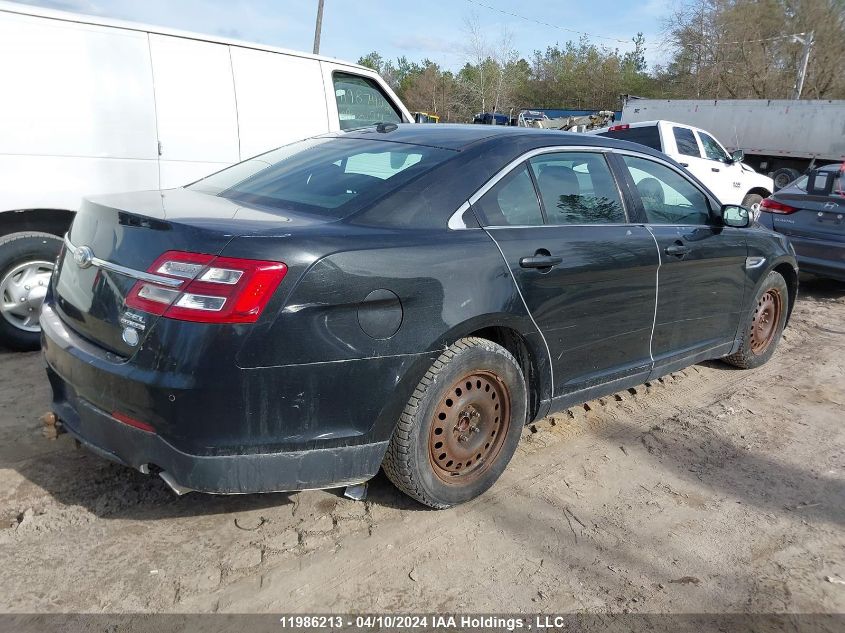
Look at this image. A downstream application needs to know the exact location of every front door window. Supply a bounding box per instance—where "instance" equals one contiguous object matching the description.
[621,155,713,225]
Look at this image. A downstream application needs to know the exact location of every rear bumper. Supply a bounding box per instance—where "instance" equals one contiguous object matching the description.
[40,301,399,494]
[789,235,845,281]
[49,378,385,493]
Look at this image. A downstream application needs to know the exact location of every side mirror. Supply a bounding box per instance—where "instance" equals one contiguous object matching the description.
[720,204,750,228]
[731,149,744,163]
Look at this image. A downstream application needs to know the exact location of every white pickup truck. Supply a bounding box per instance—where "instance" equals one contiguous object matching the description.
[590,120,774,212]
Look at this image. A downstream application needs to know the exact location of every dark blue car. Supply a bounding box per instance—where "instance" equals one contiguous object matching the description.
[759,163,845,281]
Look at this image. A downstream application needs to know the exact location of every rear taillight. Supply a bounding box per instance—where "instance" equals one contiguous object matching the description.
[760,198,799,215]
[112,410,155,433]
[125,251,287,324]
[608,124,629,131]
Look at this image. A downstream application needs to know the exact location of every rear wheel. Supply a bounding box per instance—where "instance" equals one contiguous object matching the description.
[382,337,526,508]
[723,271,788,369]
[0,232,62,351]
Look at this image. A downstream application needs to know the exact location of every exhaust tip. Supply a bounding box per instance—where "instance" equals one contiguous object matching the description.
[159,471,195,496]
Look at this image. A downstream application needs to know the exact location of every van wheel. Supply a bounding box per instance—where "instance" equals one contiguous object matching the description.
[382,337,526,509]
[0,232,62,351]
[723,271,788,369]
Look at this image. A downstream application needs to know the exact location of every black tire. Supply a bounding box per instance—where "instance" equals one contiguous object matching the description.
[772,167,800,191]
[741,193,764,219]
[0,232,62,351]
[723,271,788,369]
[382,337,527,509]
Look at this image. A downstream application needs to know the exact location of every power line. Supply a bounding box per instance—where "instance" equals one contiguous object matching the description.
[463,0,630,45]
[720,32,808,46]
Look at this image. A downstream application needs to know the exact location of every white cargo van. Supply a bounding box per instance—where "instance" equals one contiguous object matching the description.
[0,0,412,349]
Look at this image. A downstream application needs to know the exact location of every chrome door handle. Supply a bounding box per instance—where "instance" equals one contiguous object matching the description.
[665,244,691,257]
[520,255,563,269]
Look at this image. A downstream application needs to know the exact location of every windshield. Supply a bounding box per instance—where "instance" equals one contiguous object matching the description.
[188,136,455,217]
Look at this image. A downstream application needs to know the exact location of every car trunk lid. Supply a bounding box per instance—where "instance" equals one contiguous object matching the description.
[52,188,327,357]
[766,192,845,242]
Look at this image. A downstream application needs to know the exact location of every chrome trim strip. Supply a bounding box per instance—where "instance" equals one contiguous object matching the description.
[448,145,717,231]
[450,145,645,230]
[467,145,612,207]
[447,201,475,230]
[63,234,184,288]
[485,222,636,230]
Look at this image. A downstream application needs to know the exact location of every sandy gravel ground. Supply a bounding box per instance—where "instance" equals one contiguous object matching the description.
[0,277,843,615]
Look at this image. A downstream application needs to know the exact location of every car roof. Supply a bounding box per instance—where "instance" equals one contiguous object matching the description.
[343,123,672,158]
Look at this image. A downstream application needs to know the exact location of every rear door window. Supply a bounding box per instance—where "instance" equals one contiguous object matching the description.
[529,152,625,224]
[597,125,662,151]
[473,164,544,226]
[333,72,402,131]
[673,127,701,157]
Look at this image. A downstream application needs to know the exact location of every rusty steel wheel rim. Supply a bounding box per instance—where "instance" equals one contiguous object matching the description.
[428,370,512,485]
[750,288,783,355]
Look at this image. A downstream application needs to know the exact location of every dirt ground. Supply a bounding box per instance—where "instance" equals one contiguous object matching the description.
[1,277,843,615]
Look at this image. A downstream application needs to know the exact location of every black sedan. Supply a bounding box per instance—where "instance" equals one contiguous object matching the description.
[758,163,845,281]
[41,125,797,508]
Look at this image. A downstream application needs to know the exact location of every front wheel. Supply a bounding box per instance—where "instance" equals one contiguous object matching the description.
[723,271,788,369]
[0,232,62,351]
[741,193,764,220]
[382,337,526,508]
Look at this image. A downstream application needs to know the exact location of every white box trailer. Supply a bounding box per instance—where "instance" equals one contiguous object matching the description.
[621,98,845,190]
[0,0,412,349]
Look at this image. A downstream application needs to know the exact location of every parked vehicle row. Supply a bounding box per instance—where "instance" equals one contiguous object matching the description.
[0,0,411,350]
[758,163,845,281]
[41,125,797,508]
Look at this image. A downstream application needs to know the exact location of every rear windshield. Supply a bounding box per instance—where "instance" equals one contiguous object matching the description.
[793,170,844,194]
[597,125,662,151]
[188,137,454,217]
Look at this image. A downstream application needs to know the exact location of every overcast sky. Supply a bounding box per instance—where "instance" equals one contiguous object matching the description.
[17,0,678,70]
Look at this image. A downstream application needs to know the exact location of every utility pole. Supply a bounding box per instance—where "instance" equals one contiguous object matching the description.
[791,31,813,100]
[312,0,325,55]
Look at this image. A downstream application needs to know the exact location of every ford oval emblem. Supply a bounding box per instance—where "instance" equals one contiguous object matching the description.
[73,245,95,269]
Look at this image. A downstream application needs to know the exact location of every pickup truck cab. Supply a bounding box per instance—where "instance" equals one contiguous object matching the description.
[591,120,773,212]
